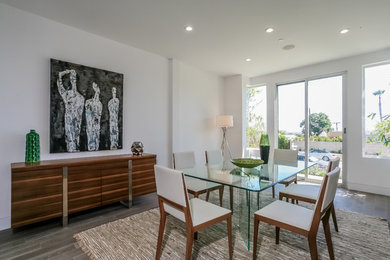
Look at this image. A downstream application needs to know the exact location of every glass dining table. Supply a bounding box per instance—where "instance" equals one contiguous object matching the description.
[181,160,316,250]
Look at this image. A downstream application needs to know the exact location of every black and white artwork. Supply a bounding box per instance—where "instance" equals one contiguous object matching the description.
[50,59,123,153]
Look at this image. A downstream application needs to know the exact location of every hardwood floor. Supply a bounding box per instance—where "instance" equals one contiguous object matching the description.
[0,188,389,259]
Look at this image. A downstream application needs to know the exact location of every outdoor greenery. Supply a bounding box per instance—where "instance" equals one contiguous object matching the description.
[300,112,332,136]
[278,131,290,149]
[373,119,390,146]
[294,135,342,142]
[368,88,390,148]
[309,165,327,177]
[246,87,265,148]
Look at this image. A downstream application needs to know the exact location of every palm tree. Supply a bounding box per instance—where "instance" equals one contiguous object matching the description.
[373,90,385,121]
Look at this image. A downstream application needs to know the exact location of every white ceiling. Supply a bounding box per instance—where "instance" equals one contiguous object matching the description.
[2,0,390,77]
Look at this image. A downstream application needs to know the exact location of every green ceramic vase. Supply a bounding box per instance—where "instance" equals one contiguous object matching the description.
[259,133,270,164]
[25,130,40,163]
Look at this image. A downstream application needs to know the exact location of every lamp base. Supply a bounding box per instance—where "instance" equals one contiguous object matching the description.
[221,127,232,160]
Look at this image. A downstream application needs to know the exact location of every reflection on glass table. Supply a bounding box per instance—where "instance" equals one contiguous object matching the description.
[181,160,316,250]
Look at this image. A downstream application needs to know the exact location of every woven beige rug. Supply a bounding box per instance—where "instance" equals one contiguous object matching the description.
[74,206,390,259]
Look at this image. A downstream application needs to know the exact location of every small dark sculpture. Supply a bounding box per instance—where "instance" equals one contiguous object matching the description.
[131,141,144,155]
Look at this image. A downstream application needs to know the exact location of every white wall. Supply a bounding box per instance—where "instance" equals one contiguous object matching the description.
[222,75,247,159]
[249,48,390,196]
[0,4,223,230]
[171,59,223,164]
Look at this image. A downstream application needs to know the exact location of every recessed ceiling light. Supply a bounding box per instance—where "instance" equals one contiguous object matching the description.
[185,25,193,32]
[340,28,349,34]
[245,58,252,62]
[265,28,274,33]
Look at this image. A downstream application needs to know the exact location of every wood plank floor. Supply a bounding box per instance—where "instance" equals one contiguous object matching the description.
[0,187,389,260]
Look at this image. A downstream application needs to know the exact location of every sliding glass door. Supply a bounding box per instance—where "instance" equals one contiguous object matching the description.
[277,81,306,157]
[307,76,343,181]
[277,75,344,182]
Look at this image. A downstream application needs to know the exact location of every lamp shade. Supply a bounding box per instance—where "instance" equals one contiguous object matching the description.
[216,115,233,128]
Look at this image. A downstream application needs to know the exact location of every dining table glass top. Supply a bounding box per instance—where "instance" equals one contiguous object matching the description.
[182,160,315,192]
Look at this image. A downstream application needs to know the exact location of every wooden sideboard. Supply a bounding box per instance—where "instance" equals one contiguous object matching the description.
[11,153,156,228]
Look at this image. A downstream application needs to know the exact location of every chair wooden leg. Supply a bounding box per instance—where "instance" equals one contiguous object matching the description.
[291,199,295,204]
[279,193,283,201]
[257,192,260,209]
[155,211,166,260]
[219,186,224,207]
[206,191,210,201]
[185,228,194,260]
[331,203,339,232]
[194,232,198,240]
[227,216,233,260]
[275,227,280,244]
[308,234,318,260]
[253,216,260,260]
[323,209,335,260]
[229,186,234,211]
[272,186,275,198]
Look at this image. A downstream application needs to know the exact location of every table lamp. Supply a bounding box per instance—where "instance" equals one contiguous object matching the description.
[216,115,233,159]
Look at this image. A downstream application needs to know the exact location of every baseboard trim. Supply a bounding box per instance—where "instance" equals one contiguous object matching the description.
[347,182,390,196]
[0,217,10,231]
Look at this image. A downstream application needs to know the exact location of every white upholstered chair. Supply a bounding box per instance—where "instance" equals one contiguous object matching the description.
[173,152,224,206]
[205,149,223,165]
[154,165,233,260]
[253,167,340,260]
[271,149,299,198]
[205,149,237,210]
[279,157,341,231]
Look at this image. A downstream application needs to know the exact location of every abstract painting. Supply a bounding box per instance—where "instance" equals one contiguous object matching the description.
[50,59,123,153]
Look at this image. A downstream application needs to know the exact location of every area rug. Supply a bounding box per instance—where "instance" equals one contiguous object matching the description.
[74,205,390,259]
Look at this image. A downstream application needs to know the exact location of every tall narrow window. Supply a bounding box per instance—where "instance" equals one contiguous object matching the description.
[364,63,390,158]
[245,85,266,157]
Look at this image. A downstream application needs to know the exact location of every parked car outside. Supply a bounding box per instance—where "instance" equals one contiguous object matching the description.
[298,151,318,162]
[310,149,336,161]
[298,150,336,162]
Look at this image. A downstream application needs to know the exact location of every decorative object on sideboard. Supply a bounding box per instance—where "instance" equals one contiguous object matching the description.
[259,133,270,164]
[25,129,40,163]
[50,59,124,153]
[216,115,233,159]
[131,141,144,155]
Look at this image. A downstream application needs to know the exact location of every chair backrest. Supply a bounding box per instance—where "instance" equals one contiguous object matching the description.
[154,165,189,222]
[274,149,298,164]
[205,150,223,165]
[319,166,340,212]
[173,151,195,169]
[326,157,340,173]
[309,167,340,231]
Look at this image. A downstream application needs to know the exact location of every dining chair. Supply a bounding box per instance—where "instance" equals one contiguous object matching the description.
[173,151,224,206]
[271,149,299,198]
[205,149,236,210]
[154,165,233,260]
[205,149,223,165]
[253,167,340,260]
[279,157,340,232]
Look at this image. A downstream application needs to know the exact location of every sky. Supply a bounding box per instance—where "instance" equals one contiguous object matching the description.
[278,76,343,134]
[364,63,390,133]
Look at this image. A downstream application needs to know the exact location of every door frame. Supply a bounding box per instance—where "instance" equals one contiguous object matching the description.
[276,71,347,186]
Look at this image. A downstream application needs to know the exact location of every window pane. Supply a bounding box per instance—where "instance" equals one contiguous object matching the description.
[364,63,390,158]
[278,82,305,138]
[245,86,266,157]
